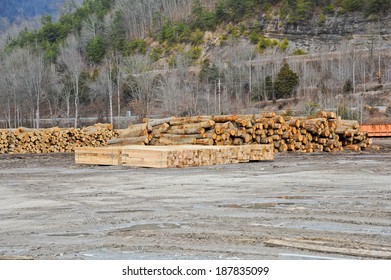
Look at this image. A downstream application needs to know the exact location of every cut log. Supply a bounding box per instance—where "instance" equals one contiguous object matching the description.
[326,111,337,119]
[168,127,206,135]
[339,120,359,129]
[118,123,152,138]
[159,133,205,139]
[108,136,149,146]
[194,138,214,145]
[151,123,170,137]
[169,116,211,126]
[215,122,237,135]
[212,115,237,123]
[170,119,215,130]
[263,112,276,118]
[145,116,176,127]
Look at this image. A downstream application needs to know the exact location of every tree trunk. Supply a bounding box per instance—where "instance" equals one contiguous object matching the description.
[117,72,121,117]
[74,78,79,128]
[36,94,40,129]
[108,79,113,126]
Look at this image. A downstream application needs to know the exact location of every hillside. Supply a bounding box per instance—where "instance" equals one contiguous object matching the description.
[0,0,390,129]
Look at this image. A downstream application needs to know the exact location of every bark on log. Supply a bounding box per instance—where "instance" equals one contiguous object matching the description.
[144,116,176,127]
[119,123,152,138]
[194,139,214,145]
[168,127,206,135]
[108,136,149,146]
[169,116,211,126]
[212,115,237,123]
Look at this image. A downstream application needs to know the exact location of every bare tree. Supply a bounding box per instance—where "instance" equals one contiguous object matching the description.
[90,54,115,125]
[60,0,84,15]
[114,0,214,39]
[80,14,104,49]
[0,52,20,127]
[114,54,125,117]
[122,54,158,118]
[21,48,47,129]
[59,35,84,127]
[45,64,64,126]
[171,54,201,115]
[105,56,114,125]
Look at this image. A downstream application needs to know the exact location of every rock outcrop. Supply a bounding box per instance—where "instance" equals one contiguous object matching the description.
[259,13,391,52]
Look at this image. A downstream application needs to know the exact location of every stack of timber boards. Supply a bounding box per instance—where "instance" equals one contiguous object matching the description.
[75,146,121,166]
[75,144,274,168]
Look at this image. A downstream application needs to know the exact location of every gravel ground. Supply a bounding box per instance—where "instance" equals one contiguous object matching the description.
[0,139,390,260]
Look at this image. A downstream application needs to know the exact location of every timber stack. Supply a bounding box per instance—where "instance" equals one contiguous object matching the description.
[109,111,372,153]
[0,123,117,154]
[1,111,371,155]
[75,144,274,168]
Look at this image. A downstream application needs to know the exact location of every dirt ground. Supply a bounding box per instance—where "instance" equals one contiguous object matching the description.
[0,139,390,260]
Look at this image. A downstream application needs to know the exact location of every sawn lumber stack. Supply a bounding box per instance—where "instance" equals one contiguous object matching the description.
[75,144,274,168]
[110,111,372,153]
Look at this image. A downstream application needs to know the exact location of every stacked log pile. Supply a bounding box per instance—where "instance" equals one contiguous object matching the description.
[0,123,117,154]
[0,111,371,155]
[110,111,372,153]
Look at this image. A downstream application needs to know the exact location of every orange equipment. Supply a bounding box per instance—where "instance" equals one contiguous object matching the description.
[361,124,391,137]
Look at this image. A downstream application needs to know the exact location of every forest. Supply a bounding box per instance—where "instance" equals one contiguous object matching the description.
[0,0,390,129]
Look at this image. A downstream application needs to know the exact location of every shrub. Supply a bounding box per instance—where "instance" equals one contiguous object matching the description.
[150,47,163,62]
[127,39,147,55]
[343,79,354,94]
[189,29,205,45]
[324,4,335,14]
[249,31,260,44]
[278,38,289,52]
[293,48,307,55]
[185,46,202,61]
[318,13,326,26]
[303,102,320,116]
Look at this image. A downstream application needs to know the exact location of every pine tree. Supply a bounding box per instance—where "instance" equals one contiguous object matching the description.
[343,79,353,94]
[86,35,106,63]
[110,10,127,54]
[274,61,299,99]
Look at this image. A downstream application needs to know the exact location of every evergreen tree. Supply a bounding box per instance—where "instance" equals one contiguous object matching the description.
[264,75,274,101]
[110,11,127,54]
[342,79,353,94]
[274,61,299,99]
[366,0,391,15]
[86,35,106,63]
[199,59,219,83]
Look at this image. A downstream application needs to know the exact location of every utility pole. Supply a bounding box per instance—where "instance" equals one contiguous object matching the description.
[352,48,356,95]
[377,18,382,84]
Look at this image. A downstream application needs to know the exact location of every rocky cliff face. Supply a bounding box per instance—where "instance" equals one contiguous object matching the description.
[259,13,391,52]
